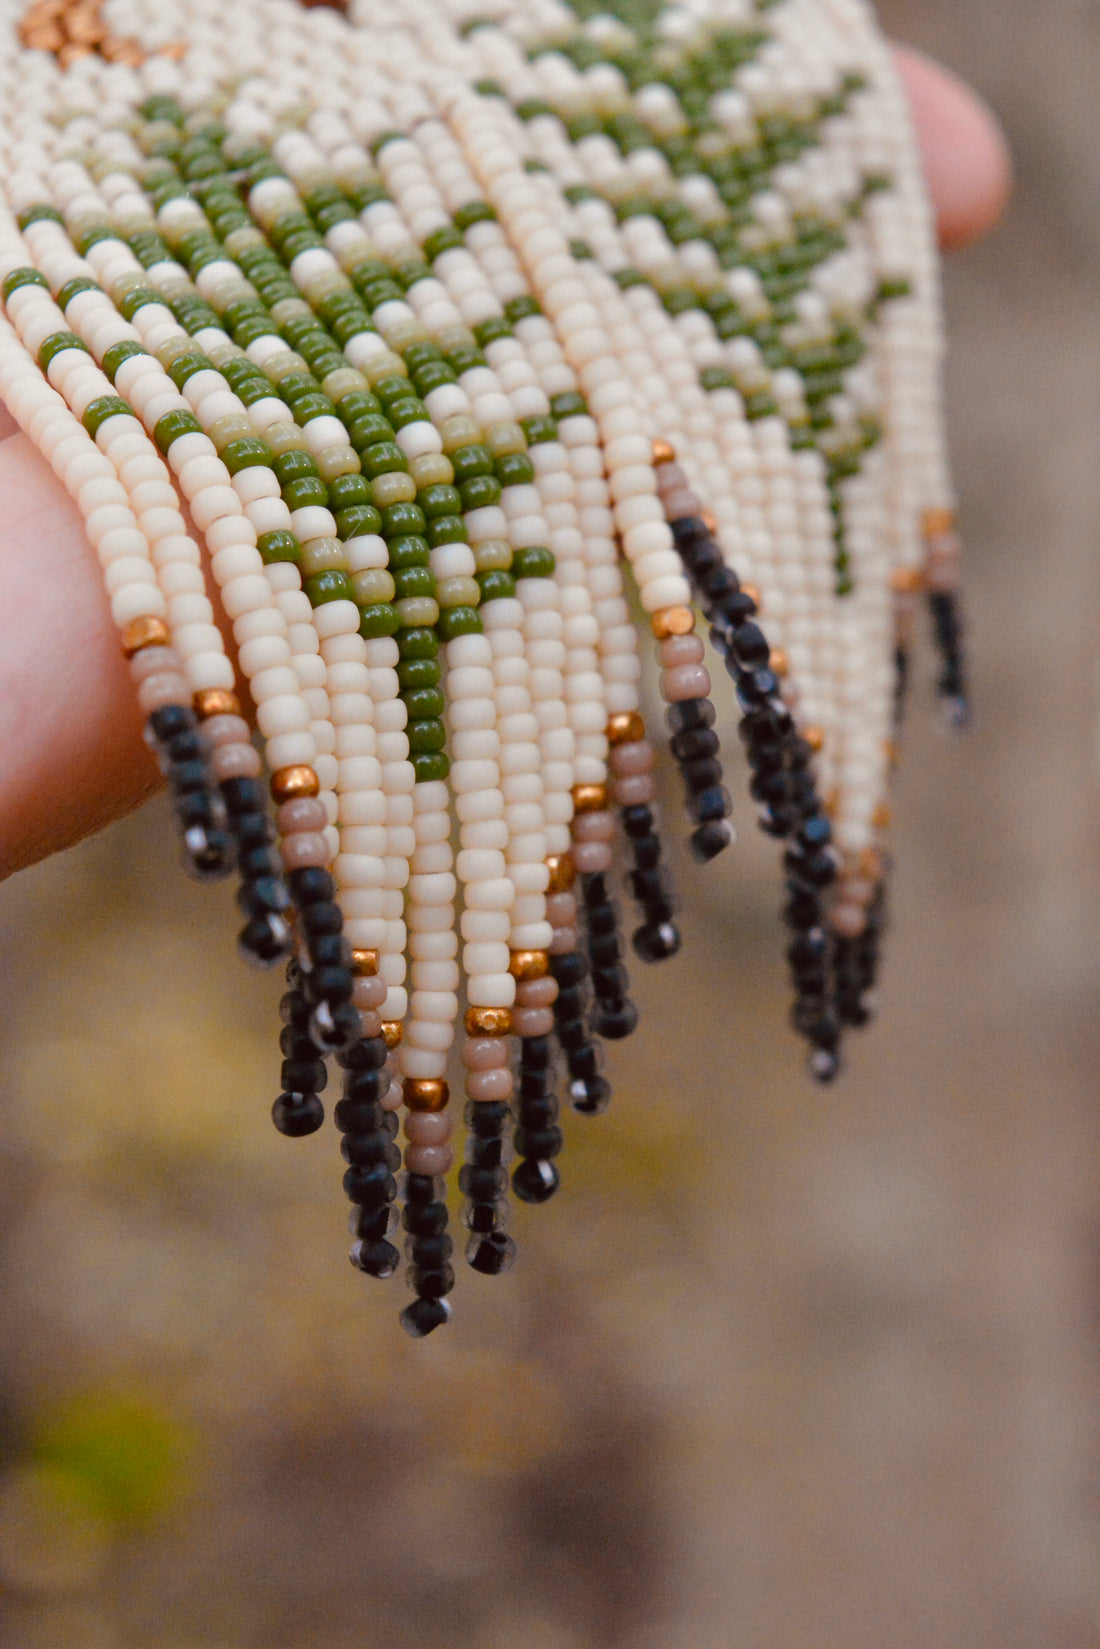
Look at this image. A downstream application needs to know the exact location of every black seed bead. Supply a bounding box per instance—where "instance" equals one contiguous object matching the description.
[783,847,837,890]
[798,814,833,850]
[666,697,716,735]
[281,1057,327,1093]
[238,911,293,966]
[515,1125,564,1160]
[591,962,630,998]
[272,1091,325,1136]
[309,1000,361,1051]
[341,1132,401,1170]
[553,984,587,1022]
[467,1232,517,1275]
[166,731,208,770]
[458,1164,508,1201]
[306,933,352,969]
[403,1201,449,1237]
[221,775,267,816]
[680,756,724,794]
[237,845,283,882]
[350,1203,396,1241]
[549,951,587,989]
[406,1233,453,1269]
[670,725,720,763]
[166,757,210,795]
[286,866,336,905]
[339,1035,388,1072]
[751,767,792,806]
[149,704,196,742]
[183,825,236,881]
[729,621,770,669]
[175,789,225,831]
[463,1199,508,1234]
[809,1048,842,1084]
[343,1163,397,1205]
[404,1172,439,1206]
[570,1074,612,1115]
[631,832,662,869]
[279,1028,318,1060]
[689,786,732,825]
[621,804,655,839]
[715,589,759,626]
[351,1238,400,1278]
[512,1156,560,1203]
[238,876,292,916]
[463,1098,512,1134]
[234,811,277,850]
[334,1096,385,1135]
[633,921,682,962]
[691,820,733,862]
[300,900,343,937]
[584,901,618,938]
[590,999,639,1040]
[400,1296,451,1337]
[554,1016,589,1053]
[700,564,738,602]
[466,1133,508,1169]
[565,1041,600,1081]
[586,933,623,970]
[520,1034,553,1072]
[411,1263,455,1300]
[515,1091,557,1126]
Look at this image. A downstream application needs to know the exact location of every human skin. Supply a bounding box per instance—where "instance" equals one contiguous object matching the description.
[0,49,1012,879]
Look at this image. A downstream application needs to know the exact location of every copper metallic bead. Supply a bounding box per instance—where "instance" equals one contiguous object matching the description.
[859,848,884,882]
[270,764,320,803]
[873,801,893,830]
[352,948,380,978]
[701,510,718,534]
[194,687,242,720]
[159,38,187,58]
[890,566,924,594]
[57,40,93,64]
[571,782,608,815]
[922,507,956,539]
[884,739,899,766]
[803,725,826,754]
[769,647,789,677]
[607,709,646,746]
[741,583,762,611]
[651,437,676,466]
[381,1020,404,1050]
[650,605,695,640]
[121,614,170,657]
[823,788,839,818]
[545,853,576,894]
[403,1078,449,1114]
[464,1006,512,1038]
[509,949,549,982]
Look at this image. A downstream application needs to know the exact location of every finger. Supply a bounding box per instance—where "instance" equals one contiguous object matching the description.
[894,45,1012,251]
[0,397,18,441]
[0,432,159,879]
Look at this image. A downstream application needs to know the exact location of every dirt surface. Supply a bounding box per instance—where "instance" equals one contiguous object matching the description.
[1,4,1099,1645]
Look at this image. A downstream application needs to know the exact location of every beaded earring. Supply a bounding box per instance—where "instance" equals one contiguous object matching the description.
[0,0,964,1334]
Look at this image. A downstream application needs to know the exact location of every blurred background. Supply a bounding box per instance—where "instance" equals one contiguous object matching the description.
[2,1,1100,1644]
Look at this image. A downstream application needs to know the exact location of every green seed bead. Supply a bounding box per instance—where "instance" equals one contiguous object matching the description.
[272,448,320,484]
[82,396,133,438]
[418,484,462,518]
[473,539,513,572]
[504,295,542,324]
[336,504,383,539]
[326,473,372,512]
[396,626,440,659]
[166,350,209,389]
[299,537,347,577]
[101,340,149,382]
[437,605,482,641]
[293,394,337,425]
[423,224,464,261]
[15,205,64,231]
[450,444,494,482]
[397,656,442,690]
[347,412,394,449]
[257,530,301,564]
[511,546,556,579]
[396,596,440,629]
[436,576,481,609]
[37,331,89,371]
[406,718,447,754]
[473,316,512,347]
[153,408,203,454]
[476,568,517,602]
[55,275,100,310]
[283,475,329,510]
[392,565,436,601]
[116,286,161,322]
[403,687,445,721]
[549,391,588,419]
[521,415,558,446]
[386,535,430,569]
[360,441,408,478]
[358,603,401,638]
[457,474,502,511]
[222,436,274,474]
[381,500,426,535]
[426,515,469,548]
[305,569,354,605]
[410,751,451,783]
[495,452,536,486]
[351,568,397,605]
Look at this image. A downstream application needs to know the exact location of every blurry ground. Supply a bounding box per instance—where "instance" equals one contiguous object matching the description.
[2,2,1100,1645]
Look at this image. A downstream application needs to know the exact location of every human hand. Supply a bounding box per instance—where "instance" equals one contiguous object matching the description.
[0,51,1012,880]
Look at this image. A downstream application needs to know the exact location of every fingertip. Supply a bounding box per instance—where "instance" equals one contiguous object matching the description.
[894,45,1013,252]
